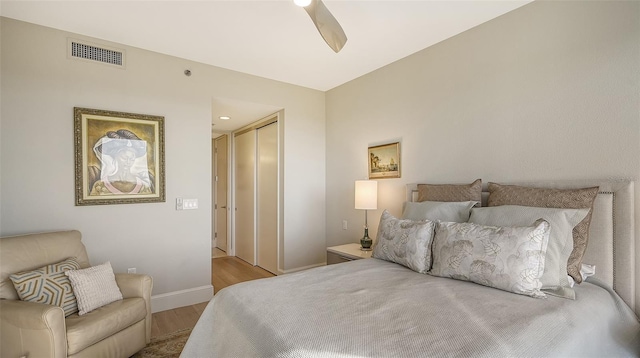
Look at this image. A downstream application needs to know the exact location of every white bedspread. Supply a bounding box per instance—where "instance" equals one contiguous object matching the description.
[183,259,640,357]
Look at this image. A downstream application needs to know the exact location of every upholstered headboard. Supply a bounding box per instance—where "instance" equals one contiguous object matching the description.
[407,179,637,316]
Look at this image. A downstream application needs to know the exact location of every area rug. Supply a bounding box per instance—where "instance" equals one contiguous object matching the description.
[132,328,192,358]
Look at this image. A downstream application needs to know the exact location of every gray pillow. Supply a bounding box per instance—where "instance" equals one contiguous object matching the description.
[402,201,478,223]
[373,210,435,274]
[469,205,589,299]
[430,220,550,298]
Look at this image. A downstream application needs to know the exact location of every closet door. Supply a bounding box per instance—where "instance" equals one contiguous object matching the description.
[257,123,278,274]
[234,130,256,265]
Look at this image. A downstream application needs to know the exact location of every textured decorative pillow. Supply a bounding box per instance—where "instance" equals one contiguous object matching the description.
[402,201,478,223]
[372,210,436,274]
[469,205,589,299]
[65,261,123,315]
[430,220,550,298]
[487,183,599,283]
[417,179,482,206]
[10,258,80,316]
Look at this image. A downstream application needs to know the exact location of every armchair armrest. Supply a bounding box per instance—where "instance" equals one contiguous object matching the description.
[114,273,153,343]
[0,299,67,358]
[115,273,152,300]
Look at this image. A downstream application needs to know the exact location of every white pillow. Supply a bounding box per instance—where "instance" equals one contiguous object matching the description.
[402,201,478,223]
[580,263,596,281]
[65,261,123,315]
[568,264,596,287]
[468,205,589,299]
[430,220,550,298]
[373,210,435,274]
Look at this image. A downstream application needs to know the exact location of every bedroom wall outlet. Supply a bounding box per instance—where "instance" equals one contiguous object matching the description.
[342,220,348,230]
[127,268,136,274]
[176,197,183,210]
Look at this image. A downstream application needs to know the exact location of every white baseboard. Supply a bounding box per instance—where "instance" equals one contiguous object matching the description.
[151,285,214,313]
[281,262,326,274]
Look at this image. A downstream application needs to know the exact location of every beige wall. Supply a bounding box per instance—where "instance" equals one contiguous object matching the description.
[0,17,327,310]
[325,1,640,249]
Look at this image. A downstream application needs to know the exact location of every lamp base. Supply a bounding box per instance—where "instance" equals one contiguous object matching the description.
[360,227,373,251]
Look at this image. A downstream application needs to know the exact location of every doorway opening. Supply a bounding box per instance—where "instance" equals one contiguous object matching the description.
[211,99,283,276]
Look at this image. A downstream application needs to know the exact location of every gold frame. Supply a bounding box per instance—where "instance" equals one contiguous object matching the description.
[74,107,165,205]
[368,142,401,179]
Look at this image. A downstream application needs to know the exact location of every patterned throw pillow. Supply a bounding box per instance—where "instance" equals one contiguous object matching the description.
[10,258,81,316]
[66,261,123,315]
[468,205,589,299]
[430,220,550,298]
[373,210,436,274]
[487,183,599,283]
[417,179,482,206]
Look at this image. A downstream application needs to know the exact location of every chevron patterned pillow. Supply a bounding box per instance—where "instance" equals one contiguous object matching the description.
[10,258,81,316]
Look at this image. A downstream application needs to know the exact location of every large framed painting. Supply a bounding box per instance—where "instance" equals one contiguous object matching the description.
[368,142,400,179]
[74,107,165,205]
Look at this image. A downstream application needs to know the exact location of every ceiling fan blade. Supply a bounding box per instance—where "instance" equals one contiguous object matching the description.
[303,0,347,53]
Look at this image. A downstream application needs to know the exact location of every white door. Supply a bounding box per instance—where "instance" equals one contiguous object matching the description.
[234,130,256,265]
[257,123,278,274]
[214,135,228,252]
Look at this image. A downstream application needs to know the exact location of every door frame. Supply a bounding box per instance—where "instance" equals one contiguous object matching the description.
[213,134,230,254]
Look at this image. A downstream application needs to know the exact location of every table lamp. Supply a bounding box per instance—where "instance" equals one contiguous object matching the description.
[355,180,378,251]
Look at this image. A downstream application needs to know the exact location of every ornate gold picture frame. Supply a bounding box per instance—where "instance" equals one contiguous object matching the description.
[74,107,165,205]
[368,142,400,179]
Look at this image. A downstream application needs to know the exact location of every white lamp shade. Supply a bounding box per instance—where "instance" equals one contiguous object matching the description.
[294,0,312,6]
[355,180,378,210]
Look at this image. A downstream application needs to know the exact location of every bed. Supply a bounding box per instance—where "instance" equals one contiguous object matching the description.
[183,179,640,357]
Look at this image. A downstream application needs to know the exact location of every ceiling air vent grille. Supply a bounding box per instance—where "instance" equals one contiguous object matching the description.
[69,40,125,67]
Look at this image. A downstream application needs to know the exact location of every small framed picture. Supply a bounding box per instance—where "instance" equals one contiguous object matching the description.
[368,142,400,179]
[74,107,165,205]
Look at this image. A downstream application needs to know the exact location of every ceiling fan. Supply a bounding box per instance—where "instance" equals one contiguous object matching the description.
[294,0,348,53]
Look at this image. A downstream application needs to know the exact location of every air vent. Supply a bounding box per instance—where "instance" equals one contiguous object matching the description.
[68,39,125,68]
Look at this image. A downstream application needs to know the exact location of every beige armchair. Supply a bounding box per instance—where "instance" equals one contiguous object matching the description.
[0,230,153,358]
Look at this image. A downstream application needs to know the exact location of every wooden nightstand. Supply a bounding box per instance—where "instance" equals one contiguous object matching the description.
[326,243,373,265]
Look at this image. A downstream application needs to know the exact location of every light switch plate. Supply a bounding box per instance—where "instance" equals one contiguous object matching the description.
[183,198,199,210]
[176,197,198,210]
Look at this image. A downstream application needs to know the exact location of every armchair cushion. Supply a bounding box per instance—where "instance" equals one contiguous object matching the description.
[66,261,122,315]
[9,257,81,316]
[65,297,146,355]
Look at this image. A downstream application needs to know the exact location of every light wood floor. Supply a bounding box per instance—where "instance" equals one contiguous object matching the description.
[212,256,275,293]
[150,256,275,338]
[212,247,227,258]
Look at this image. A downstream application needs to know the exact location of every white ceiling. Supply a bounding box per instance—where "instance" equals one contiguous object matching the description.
[1,0,532,133]
[211,97,282,135]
